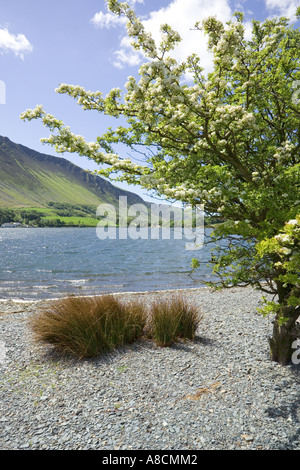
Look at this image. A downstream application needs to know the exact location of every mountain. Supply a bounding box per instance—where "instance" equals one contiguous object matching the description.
[0,136,148,209]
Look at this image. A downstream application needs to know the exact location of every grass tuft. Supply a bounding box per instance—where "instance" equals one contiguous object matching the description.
[148,293,201,347]
[29,292,202,359]
[29,294,147,359]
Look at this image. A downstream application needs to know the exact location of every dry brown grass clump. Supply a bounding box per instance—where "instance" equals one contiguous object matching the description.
[29,294,147,359]
[29,292,202,359]
[147,293,201,347]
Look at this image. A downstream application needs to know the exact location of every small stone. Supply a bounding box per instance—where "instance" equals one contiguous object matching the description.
[40,395,49,401]
[20,443,30,449]
[241,434,254,442]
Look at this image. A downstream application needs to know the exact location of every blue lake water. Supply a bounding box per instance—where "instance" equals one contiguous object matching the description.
[0,227,218,300]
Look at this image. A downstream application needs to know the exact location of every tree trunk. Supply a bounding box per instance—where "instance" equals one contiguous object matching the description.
[269,306,300,366]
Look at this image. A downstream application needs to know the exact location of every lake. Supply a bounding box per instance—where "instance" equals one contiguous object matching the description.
[0,227,218,300]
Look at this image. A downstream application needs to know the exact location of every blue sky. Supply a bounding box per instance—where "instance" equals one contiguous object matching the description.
[0,0,299,202]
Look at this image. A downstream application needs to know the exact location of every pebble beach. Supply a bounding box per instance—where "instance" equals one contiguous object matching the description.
[0,286,300,450]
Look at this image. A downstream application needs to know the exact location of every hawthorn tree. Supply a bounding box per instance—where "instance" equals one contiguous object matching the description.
[21,0,300,365]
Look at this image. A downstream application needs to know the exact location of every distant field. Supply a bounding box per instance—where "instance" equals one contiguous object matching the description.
[24,207,60,215]
[0,205,102,227]
[26,206,101,227]
[41,215,99,226]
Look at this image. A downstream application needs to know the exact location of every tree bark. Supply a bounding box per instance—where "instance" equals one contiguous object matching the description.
[269,306,300,366]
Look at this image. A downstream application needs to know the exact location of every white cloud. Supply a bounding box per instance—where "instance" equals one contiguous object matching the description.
[91,11,127,29]
[265,0,299,21]
[243,20,253,41]
[112,36,144,68]
[93,0,299,71]
[93,0,233,72]
[142,0,233,72]
[0,28,33,59]
[91,0,144,27]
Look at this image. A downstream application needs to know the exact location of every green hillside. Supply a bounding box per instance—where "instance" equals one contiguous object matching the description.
[0,136,147,209]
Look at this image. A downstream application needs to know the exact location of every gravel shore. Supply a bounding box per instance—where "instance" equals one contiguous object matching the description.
[0,286,299,450]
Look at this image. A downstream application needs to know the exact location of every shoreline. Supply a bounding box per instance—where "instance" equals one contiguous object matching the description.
[0,287,216,305]
[1,285,300,450]
[0,284,248,306]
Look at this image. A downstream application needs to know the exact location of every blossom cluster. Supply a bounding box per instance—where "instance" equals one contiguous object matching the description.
[257,217,300,281]
[55,83,105,111]
[274,218,300,258]
[273,141,296,163]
